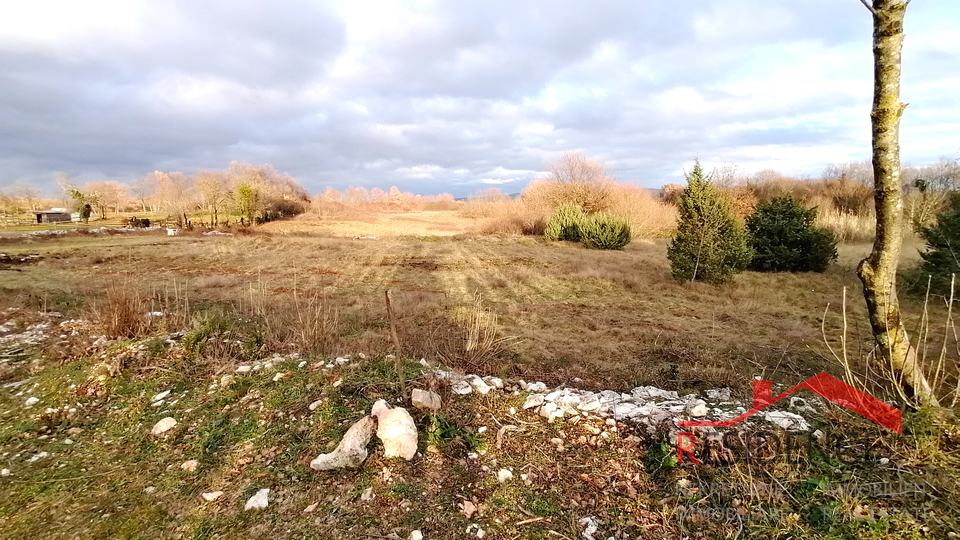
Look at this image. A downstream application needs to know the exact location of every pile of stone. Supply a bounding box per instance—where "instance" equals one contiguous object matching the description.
[432,366,813,435]
[310,399,418,470]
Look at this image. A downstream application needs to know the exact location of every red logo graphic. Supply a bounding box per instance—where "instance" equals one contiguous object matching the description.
[679,372,902,433]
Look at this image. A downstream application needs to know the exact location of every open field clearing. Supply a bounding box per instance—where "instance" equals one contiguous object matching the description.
[0,230,900,391]
[1,229,958,539]
[258,211,475,238]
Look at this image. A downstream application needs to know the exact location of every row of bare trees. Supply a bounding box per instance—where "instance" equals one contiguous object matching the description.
[311,186,460,218]
[33,162,310,227]
[655,157,960,244]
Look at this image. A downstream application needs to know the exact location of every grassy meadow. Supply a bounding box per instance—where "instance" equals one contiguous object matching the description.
[1,210,958,539]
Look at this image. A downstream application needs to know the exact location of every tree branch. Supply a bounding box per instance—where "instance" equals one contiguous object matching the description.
[858,0,878,15]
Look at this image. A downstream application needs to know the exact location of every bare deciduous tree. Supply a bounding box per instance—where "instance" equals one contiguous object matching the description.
[84,181,127,218]
[11,182,40,212]
[541,151,614,213]
[153,171,196,227]
[129,175,158,213]
[547,151,608,185]
[823,160,874,185]
[195,171,231,227]
[470,188,509,203]
[857,0,939,407]
[710,163,744,187]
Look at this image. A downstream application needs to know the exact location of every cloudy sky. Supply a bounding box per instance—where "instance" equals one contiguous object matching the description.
[1,0,957,197]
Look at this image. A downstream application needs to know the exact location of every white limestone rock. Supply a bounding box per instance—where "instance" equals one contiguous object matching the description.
[577,397,601,412]
[483,376,504,389]
[310,416,376,470]
[685,399,709,418]
[467,375,491,395]
[244,488,270,510]
[598,389,619,400]
[556,395,581,415]
[451,381,473,395]
[631,386,679,401]
[539,402,559,419]
[411,389,442,412]
[201,491,224,502]
[636,408,675,433]
[371,400,418,460]
[523,394,545,409]
[763,410,810,431]
[150,417,177,436]
[543,390,562,402]
[705,388,732,401]
[578,516,600,540]
[789,396,817,414]
[526,381,548,392]
[611,403,639,419]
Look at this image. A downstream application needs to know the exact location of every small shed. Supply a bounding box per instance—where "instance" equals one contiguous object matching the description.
[35,210,72,224]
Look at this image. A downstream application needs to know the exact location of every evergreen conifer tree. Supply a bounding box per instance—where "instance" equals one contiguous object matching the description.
[915,192,960,294]
[667,161,751,284]
[747,195,837,272]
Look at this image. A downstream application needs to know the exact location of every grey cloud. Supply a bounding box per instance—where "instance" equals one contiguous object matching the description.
[0,0,957,198]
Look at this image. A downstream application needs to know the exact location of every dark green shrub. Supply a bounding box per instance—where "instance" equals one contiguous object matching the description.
[580,213,632,250]
[914,192,960,295]
[667,160,752,284]
[544,203,586,242]
[747,195,837,272]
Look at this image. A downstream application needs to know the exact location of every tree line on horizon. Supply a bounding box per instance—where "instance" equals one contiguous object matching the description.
[1,155,958,233]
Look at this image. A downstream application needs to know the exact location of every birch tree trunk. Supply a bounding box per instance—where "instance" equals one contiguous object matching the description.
[857,0,939,407]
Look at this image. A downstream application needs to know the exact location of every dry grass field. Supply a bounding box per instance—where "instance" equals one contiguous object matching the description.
[1,220,958,540]
[258,210,476,238]
[0,226,901,392]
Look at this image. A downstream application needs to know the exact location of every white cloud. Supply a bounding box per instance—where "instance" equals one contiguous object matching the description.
[0,0,957,196]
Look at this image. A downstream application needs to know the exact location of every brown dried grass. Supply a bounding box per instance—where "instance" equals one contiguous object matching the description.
[464,181,676,238]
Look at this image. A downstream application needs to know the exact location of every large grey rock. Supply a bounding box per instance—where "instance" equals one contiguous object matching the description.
[310,416,376,470]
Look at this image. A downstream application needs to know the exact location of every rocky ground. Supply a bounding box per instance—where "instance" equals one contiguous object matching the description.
[1,307,958,540]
